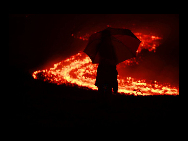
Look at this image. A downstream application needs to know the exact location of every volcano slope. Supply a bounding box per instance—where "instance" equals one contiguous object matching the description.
[9,67,179,128]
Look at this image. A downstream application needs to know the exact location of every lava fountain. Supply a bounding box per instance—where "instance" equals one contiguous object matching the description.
[32,31,179,96]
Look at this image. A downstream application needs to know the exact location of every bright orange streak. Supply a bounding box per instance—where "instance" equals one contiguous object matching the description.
[32,32,179,96]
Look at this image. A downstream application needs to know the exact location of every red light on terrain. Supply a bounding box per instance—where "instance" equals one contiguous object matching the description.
[32,30,178,96]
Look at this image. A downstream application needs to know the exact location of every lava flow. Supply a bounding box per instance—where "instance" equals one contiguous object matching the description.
[32,32,179,96]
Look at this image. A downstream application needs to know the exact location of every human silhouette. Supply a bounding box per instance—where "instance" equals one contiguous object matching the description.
[95,29,118,96]
[95,61,118,95]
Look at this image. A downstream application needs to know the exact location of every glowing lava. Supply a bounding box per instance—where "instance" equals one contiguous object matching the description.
[32,32,179,96]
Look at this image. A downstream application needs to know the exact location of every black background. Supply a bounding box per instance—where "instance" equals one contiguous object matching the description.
[9,14,179,128]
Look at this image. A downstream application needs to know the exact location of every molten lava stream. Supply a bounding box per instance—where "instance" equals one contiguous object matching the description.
[32,33,179,96]
[32,52,179,96]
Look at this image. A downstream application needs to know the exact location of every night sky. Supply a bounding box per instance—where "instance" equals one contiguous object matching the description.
[9,14,179,85]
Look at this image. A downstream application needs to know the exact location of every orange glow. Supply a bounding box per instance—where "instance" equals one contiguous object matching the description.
[32,32,179,96]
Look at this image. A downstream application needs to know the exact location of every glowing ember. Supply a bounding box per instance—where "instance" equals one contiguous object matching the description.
[32,32,179,96]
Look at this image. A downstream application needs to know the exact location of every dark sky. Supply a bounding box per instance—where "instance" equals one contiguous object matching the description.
[9,14,179,81]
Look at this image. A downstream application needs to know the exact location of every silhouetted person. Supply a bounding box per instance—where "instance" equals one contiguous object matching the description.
[95,61,118,95]
[95,29,118,96]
